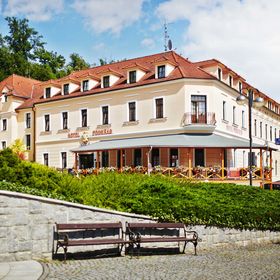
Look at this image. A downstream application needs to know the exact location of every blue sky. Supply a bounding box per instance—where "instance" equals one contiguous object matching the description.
[0,0,279,102]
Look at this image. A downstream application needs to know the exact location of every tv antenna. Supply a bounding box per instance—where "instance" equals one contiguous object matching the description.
[164,22,173,51]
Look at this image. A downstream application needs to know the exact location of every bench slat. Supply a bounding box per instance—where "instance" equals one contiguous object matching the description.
[127,222,185,229]
[65,238,126,246]
[56,222,122,230]
[139,237,195,243]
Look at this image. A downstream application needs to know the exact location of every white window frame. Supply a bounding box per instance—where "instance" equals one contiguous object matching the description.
[80,108,88,128]
[63,83,70,95]
[229,75,233,87]
[127,100,137,122]
[43,152,49,166]
[100,105,110,125]
[25,134,31,150]
[2,118,7,131]
[222,101,227,120]
[1,141,7,149]
[153,96,165,119]
[61,111,69,130]
[45,87,51,98]
[25,112,31,129]
[82,80,89,92]
[60,151,67,169]
[217,68,222,80]
[43,114,50,132]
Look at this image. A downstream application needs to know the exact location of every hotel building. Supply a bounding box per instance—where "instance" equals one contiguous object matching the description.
[0,51,279,182]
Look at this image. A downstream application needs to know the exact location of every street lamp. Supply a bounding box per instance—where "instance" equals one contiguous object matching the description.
[236,89,264,186]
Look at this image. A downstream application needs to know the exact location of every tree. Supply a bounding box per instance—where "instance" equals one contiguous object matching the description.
[9,139,27,160]
[67,53,90,73]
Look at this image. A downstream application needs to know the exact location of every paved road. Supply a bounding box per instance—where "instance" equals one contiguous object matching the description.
[40,243,280,280]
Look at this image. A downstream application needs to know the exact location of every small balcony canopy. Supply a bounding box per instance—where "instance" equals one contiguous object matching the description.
[72,133,270,153]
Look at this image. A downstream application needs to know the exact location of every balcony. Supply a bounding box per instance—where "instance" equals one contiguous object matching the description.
[182,112,216,132]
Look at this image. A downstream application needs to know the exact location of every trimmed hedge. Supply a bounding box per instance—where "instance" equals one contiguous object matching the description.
[0,149,280,231]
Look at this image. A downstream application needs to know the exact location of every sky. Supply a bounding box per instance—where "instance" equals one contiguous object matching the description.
[0,0,279,102]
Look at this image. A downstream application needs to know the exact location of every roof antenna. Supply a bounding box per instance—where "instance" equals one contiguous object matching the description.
[164,21,173,52]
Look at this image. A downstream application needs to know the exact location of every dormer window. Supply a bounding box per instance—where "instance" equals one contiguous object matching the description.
[4,94,7,102]
[238,81,242,93]
[129,71,136,84]
[82,80,89,92]
[45,87,51,98]
[103,76,110,88]
[63,84,69,95]
[229,75,232,87]
[157,65,166,79]
[218,68,222,80]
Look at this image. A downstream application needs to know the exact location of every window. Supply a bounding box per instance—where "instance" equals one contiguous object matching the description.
[229,75,232,87]
[191,95,207,123]
[270,126,272,141]
[44,115,50,131]
[233,106,236,125]
[2,119,7,131]
[238,82,242,93]
[102,106,109,125]
[275,106,278,114]
[45,87,51,98]
[103,76,110,88]
[1,141,6,149]
[25,134,31,150]
[26,113,31,128]
[81,109,87,127]
[128,102,136,122]
[3,94,8,102]
[275,128,277,141]
[218,68,222,80]
[62,112,68,129]
[170,148,179,167]
[157,65,166,78]
[222,101,226,120]
[82,80,89,92]
[129,71,136,83]
[155,98,164,119]
[265,124,268,140]
[61,152,67,169]
[63,84,69,95]
[260,122,263,138]
[254,119,257,137]
[268,101,272,110]
[134,149,142,166]
[241,110,245,128]
[43,153,49,166]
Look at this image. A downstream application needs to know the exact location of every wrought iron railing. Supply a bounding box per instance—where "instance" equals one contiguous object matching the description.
[183,112,216,125]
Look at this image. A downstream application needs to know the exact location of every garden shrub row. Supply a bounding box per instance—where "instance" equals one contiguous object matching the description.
[0,149,279,231]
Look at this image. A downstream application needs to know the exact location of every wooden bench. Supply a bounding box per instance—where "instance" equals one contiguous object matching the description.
[54,222,126,260]
[126,222,199,255]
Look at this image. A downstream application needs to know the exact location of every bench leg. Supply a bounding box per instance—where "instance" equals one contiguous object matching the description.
[182,241,187,253]
[63,246,68,261]
[194,241,197,255]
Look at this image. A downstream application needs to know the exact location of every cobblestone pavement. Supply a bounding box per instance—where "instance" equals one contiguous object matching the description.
[40,243,280,280]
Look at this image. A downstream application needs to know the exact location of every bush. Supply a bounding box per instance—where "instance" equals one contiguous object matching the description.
[0,149,279,231]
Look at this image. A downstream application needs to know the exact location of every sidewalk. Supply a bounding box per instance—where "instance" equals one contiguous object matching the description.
[0,260,42,280]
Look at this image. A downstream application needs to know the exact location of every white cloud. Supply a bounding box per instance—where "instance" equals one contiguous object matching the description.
[3,0,64,21]
[141,38,155,49]
[72,0,145,34]
[92,42,106,50]
[156,0,280,102]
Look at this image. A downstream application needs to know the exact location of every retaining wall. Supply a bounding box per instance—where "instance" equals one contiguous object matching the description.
[0,191,279,262]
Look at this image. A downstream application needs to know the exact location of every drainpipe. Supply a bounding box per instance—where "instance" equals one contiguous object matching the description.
[32,106,36,162]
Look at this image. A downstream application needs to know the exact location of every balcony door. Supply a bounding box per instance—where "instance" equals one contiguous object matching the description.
[191,95,206,123]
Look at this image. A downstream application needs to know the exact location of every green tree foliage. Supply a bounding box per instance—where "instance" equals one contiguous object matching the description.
[0,17,91,81]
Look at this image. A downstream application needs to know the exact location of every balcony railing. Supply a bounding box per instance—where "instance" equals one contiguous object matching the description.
[183,112,216,126]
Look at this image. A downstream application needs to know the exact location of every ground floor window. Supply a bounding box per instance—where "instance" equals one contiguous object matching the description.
[79,154,94,169]
[134,149,142,166]
[169,148,178,167]
[102,151,109,167]
[248,152,257,167]
[43,153,49,166]
[61,152,67,169]
[152,148,160,167]
[195,149,205,166]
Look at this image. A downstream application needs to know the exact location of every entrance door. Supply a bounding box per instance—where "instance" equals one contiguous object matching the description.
[151,148,160,167]
[134,149,142,166]
[195,149,205,166]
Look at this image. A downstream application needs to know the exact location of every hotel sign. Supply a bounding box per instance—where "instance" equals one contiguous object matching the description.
[92,128,112,136]
[68,132,80,138]
[275,138,280,145]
